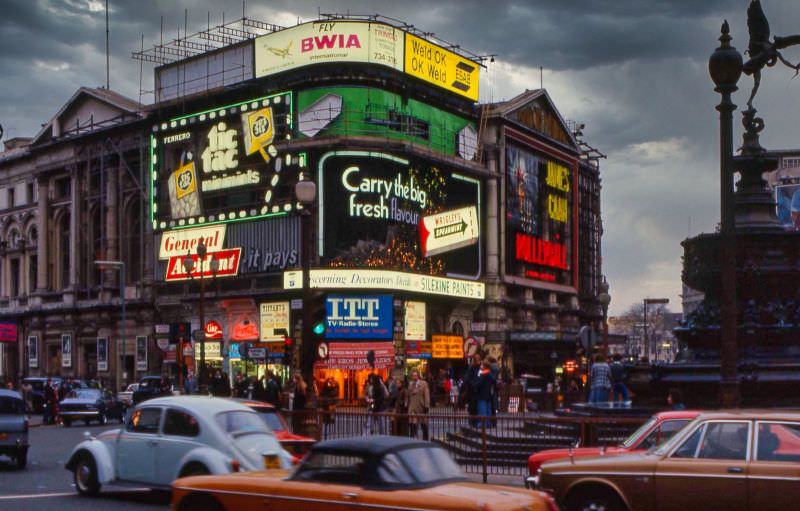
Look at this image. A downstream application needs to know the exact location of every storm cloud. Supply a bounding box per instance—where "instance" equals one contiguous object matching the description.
[2,0,799,314]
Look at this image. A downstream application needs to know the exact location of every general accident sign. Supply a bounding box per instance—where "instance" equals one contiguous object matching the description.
[419,206,479,257]
[404,33,479,101]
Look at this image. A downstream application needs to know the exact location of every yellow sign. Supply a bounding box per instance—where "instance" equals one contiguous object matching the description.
[173,161,197,200]
[404,33,479,101]
[255,21,404,78]
[432,335,464,359]
[243,107,275,162]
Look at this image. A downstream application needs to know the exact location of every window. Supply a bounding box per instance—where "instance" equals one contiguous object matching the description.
[26,183,34,204]
[8,187,15,208]
[672,424,705,458]
[396,447,464,483]
[126,407,162,434]
[698,422,749,460]
[10,258,20,297]
[215,410,269,436]
[163,409,200,437]
[756,422,800,462]
[293,452,366,484]
[377,453,415,485]
[638,420,691,450]
[56,178,71,199]
[29,255,37,292]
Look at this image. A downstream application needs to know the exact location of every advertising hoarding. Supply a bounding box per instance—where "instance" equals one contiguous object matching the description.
[284,269,485,300]
[151,91,301,232]
[297,86,477,159]
[404,301,426,341]
[432,334,464,358]
[404,33,479,101]
[255,21,404,79]
[506,145,574,285]
[61,333,72,368]
[136,336,148,371]
[314,341,394,370]
[97,337,108,372]
[259,302,290,342]
[0,323,16,342]
[28,335,38,369]
[317,150,481,279]
[164,248,242,281]
[325,295,393,339]
[776,184,800,231]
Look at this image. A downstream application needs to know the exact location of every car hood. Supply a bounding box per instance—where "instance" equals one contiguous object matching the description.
[60,397,99,406]
[422,481,549,508]
[542,451,657,474]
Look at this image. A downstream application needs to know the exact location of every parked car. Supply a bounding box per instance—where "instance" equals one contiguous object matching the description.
[0,390,29,469]
[58,388,125,427]
[65,396,292,496]
[22,376,61,413]
[525,410,699,487]
[132,376,174,404]
[535,409,800,511]
[116,383,139,408]
[171,435,558,511]
[232,399,316,459]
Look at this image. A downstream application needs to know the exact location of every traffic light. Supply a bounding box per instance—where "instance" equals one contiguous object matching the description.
[283,337,294,365]
[170,322,191,345]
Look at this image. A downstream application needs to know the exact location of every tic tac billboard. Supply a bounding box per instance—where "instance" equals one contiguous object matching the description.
[316,150,481,280]
[150,91,304,232]
[506,144,574,285]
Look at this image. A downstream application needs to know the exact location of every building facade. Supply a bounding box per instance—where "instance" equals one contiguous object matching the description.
[0,15,604,396]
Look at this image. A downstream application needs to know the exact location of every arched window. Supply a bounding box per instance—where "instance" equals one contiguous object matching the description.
[452,321,465,337]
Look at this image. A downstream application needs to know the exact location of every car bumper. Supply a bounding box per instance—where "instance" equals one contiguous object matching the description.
[525,475,539,489]
[59,411,100,417]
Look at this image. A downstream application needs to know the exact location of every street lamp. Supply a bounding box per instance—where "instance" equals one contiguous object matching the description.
[295,180,317,384]
[643,298,669,362]
[709,20,742,408]
[94,260,125,391]
[182,240,219,389]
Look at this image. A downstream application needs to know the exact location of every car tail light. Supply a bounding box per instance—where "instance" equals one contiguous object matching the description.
[230,459,241,472]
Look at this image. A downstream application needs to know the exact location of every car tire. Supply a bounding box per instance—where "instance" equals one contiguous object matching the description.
[178,493,225,511]
[62,417,72,427]
[73,454,101,497]
[565,487,627,511]
[15,448,27,470]
[180,463,210,477]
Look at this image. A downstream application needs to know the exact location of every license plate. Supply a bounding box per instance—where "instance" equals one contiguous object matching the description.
[263,454,280,469]
[0,433,7,441]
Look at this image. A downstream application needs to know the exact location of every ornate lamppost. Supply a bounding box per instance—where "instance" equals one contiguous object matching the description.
[182,241,219,389]
[598,277,611,348]
[295,180,318,384]
[709,21,743,407]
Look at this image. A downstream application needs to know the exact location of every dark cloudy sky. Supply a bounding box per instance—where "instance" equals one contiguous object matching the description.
[2,0,799,314]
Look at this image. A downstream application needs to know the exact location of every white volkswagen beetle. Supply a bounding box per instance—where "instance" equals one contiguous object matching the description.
[65,396,293,496]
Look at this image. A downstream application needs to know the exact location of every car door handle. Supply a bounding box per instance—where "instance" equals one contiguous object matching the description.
[727,466,744,474]
[342,492,359,499]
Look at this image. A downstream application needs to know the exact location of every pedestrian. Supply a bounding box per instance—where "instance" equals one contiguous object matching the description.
[184,371,198,395]
[393,378,409,436]
[463,354,481,426]
[21,379,33,413]
[588,354,612,404]
[320,377,338,438]
[291,373,308,432]
[43,378,57,425]
[233,373,246,398]
[407,371,430,440]
[365,374,388,434]
[488,356,500,421]
[265,372,281,407]
[610,354,629,402]
[667,388,686,410]
[475,361,496,429]
[159,375,172,396]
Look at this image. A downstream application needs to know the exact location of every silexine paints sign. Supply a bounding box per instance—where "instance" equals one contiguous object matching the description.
[325,295,393,339]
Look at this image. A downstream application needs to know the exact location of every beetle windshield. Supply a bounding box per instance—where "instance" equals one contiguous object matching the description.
[621,417,658,448]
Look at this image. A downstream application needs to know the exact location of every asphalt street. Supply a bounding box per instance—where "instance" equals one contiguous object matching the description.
[0,421,170,511]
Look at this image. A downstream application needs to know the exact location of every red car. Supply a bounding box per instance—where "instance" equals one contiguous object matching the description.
[233,399,316,461]
[525,410,699,488]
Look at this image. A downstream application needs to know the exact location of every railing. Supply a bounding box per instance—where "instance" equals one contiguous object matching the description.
[284,407,647,483]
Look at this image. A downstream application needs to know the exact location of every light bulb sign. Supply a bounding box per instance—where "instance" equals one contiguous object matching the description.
[317,150,482,280]
[506,144,575,285]
[325,294,393,339]
[151,91,303,232]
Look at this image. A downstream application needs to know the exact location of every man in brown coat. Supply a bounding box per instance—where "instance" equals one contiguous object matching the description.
[407,371,430,440]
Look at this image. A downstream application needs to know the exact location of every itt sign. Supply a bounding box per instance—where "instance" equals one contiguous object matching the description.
[325,295,393,339]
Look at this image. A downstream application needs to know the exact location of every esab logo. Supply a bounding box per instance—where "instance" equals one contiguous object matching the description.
[404,33,479,101]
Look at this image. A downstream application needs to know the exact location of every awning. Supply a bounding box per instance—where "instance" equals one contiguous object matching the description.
[315,342,394,370]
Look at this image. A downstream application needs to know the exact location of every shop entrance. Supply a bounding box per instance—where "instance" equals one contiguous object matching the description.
[314,368,390,404]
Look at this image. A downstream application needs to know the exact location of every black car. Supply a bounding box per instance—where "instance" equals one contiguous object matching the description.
[58,388,124,426]
[22,377,61,413]
[132,376,174,404]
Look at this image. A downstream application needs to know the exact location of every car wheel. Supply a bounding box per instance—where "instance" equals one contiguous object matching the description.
[15,448,27,470]
[178,493,225,511]
[73,454,101,497]
[62,417,72,427]
[566,487,627,511]
[180,463,210,477]
[98,413,107,425]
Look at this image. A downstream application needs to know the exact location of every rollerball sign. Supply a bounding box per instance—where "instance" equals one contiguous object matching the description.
[515,232,568,270]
